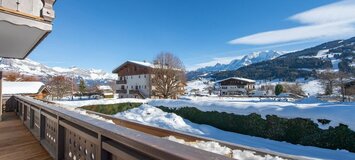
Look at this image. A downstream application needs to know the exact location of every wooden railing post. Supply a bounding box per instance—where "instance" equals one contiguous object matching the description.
[56,118,65,160]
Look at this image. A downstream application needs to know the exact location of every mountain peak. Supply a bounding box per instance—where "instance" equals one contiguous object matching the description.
[194,50,285,73]
[0,58,116,81]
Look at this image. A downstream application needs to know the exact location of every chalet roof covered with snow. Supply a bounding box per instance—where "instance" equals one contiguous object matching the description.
[112,60,154,73]
[2,81,46,95]
[216,77,256,83]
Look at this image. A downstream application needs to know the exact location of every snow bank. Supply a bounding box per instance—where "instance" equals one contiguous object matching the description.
[54,98,146,108]
[55,97,355,131]
[148,98,355,131]
[118,104,355,160]
[53,99,355,159]
[165,136,286,160]
[114,104,203,134]
[301,80,323,96]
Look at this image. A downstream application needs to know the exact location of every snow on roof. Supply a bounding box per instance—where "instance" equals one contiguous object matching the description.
[97,85,112,91]
[127,60,154,68]
[216,77,255,83]
[112,60,155,73]
[2,81,45,95]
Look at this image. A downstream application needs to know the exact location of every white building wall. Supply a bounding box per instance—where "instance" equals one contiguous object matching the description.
[220,85,247,94]
[1,0,43,16]
[117,74,151,97]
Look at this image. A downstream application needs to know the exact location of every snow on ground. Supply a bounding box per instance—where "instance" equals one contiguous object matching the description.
[54,98,355,159]
[186,78,214,95]
[113,103,355,160]
[55,98,146,108]
[256,78,324,96]
[114,104,203,134]
[55,96,355,131]
[148,97,355,131]
[300,80,323,96]
[165,136,285,160]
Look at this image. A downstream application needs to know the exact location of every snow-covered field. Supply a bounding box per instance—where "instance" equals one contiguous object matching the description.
[148,97,355,131]
[54,97,355,160]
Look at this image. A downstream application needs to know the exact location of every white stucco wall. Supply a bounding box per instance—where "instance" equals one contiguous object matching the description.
[117,74,151,97]
[1,0,43,16]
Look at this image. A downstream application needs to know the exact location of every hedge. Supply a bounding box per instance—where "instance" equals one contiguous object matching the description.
[158,106,355,152]
[81,103,142,115]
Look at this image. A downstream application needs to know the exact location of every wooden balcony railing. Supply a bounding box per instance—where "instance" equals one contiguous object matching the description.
[12,95,231,160]
[116,80,127,84]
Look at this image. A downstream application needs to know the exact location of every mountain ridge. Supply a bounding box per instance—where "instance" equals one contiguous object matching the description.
[0,58,116,82]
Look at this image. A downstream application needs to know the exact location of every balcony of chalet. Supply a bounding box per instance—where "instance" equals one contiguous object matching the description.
[116,80,127,84]
[0,95,234,160]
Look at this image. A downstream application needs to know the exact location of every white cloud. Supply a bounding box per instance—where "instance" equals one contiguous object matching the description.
[229,0,355,45]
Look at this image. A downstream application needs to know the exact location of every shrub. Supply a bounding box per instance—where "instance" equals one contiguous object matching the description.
[81,103,142,115]
[158,106,355,152]
[275,84,283,95]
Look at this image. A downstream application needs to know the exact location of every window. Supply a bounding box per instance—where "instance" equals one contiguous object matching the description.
[139,75,140,78]
[131,86,133,89]
[134,66,137,71]
[131,76,133,79]
[144,75,146,78]
[121,85,124,89]
[145,85,147,89]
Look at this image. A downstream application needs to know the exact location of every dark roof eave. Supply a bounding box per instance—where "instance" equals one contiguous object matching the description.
[112,61,153,73]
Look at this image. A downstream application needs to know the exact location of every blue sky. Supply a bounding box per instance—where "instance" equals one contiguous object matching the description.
[29,0,355,72]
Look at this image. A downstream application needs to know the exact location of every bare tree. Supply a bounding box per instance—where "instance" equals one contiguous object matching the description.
[318,70,338,95]
[151,52,186,99]
[282,83,305,96]
[260,84,275,95]
[336,72,351,102]
[46,76,73,100]
[21,75,40,81]
[3,72,21,81]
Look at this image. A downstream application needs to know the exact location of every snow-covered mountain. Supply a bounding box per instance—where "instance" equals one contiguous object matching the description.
[195,50,285,72]
[0,58,116,81]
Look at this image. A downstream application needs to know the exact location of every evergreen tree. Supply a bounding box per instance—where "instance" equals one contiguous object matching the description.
[79,79,86,98]
[275,84,283,95]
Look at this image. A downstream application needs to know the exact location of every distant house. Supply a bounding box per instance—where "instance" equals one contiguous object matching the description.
[215,77,255,96]
[112,60,185,99]
[344,80,355,95]
[97,85,114,98]
[2,81,49,99]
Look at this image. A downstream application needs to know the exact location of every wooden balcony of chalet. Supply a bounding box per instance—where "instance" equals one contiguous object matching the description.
[0,95,234,160]
[0,95,304,160]
[0,112,52,160]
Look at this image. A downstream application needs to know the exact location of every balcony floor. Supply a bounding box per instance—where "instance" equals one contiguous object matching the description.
[0,112,52,160]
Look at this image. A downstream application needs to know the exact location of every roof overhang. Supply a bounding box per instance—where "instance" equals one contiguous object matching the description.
[112,61,153,73]
[0,11,52,59]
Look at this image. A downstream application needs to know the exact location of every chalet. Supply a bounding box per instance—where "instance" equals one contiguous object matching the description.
[112,60,185,99]
[2,81,50,99]
[215,77,255,96]
[97,85,114,98]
